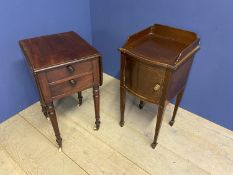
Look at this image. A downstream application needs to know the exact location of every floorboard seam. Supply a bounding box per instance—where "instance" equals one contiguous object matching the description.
[68,116,152,175]
[80,100,211,174]
[0,73,231,175]
[19,110,151,175]
[0,141,29,175]
[18,113,90,175]
[18,96,212,174]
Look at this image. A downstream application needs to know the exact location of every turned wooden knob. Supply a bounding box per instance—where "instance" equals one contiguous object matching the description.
[67,65,75,73]
[153,84,160,91]
[69,79,76,87]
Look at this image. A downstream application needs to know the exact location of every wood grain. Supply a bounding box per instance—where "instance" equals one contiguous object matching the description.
[19,31,103,148]
[60,101,209,175]
[20,103,149,175]
[0,115,87,175]
[95,74,233,175]
[1,74,233,175]
[93,74,233,175]
[0,146,26,175]
[19,31,99,72]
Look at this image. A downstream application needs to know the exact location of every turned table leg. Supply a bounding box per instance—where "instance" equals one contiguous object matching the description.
[46,102,62,150]
[40,103,48,119]
[78,91,83,106]
[139,100,144,109]
[151,105,165,149]
[93,86,100,130]
[169,89,184,126]
[120,86,126,127]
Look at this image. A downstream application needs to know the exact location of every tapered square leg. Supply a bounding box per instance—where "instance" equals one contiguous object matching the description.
[169,89,184,126]
[120,55,126,127]
[93,86,100,130]
[139,100,144,109]
[78,91,83,106]
[151,105,165,149]
[120,86,126,127]
[46,102,62,149]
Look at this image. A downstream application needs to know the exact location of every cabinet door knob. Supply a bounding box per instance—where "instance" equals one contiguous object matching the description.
[67,65,75,73]
[69,79,76,87]
[153,84,160,91]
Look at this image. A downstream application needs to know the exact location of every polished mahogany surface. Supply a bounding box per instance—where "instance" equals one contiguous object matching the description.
[119,24,200,149]
[19,31,99,71]
[19,31,102,150]
[121,24,199,68]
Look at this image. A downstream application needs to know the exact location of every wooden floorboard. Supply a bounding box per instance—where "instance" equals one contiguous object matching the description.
[99,74,233,174]
[86,87,233,174]
[0,73,233,175]
[54,101,209,175]
[0,115,87,175]
[0,145,26,175]
[20,103,149,175]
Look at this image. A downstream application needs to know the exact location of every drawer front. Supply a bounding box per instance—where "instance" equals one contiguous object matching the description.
[49,73,93,98]
[125,57,166,103]
[46,61,92,83]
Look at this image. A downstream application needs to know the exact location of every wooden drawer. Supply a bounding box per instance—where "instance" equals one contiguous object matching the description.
[125,57,166,103]
[49,73,93,98]
[46,61,92,83]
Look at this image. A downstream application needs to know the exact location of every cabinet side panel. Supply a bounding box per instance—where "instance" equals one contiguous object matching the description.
[167,57,194,101]
[98,56,103,86]
[37,72,52,103]
[91,58,101,86]
[125,56,139,93]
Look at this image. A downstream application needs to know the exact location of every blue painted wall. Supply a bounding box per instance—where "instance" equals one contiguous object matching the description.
[1,0,232,131]
[90,0,233,130]
[0,0,92,122]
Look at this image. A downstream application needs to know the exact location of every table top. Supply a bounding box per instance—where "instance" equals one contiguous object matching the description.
[19,31,99,72]
[120,24,200,69]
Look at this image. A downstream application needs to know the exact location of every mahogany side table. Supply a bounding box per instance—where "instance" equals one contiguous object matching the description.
[19,31,103,150]
[119,24,200,149]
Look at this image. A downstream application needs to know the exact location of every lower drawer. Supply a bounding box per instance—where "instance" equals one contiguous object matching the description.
[49,73,93,98]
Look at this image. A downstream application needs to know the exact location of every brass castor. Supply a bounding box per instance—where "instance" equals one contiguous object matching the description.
[56,138,62,150]
[94,121,101,130]
[119,121,125,127]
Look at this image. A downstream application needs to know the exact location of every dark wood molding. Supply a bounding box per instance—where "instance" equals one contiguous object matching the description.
[119,24,200,149]
[19,31,103,149]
